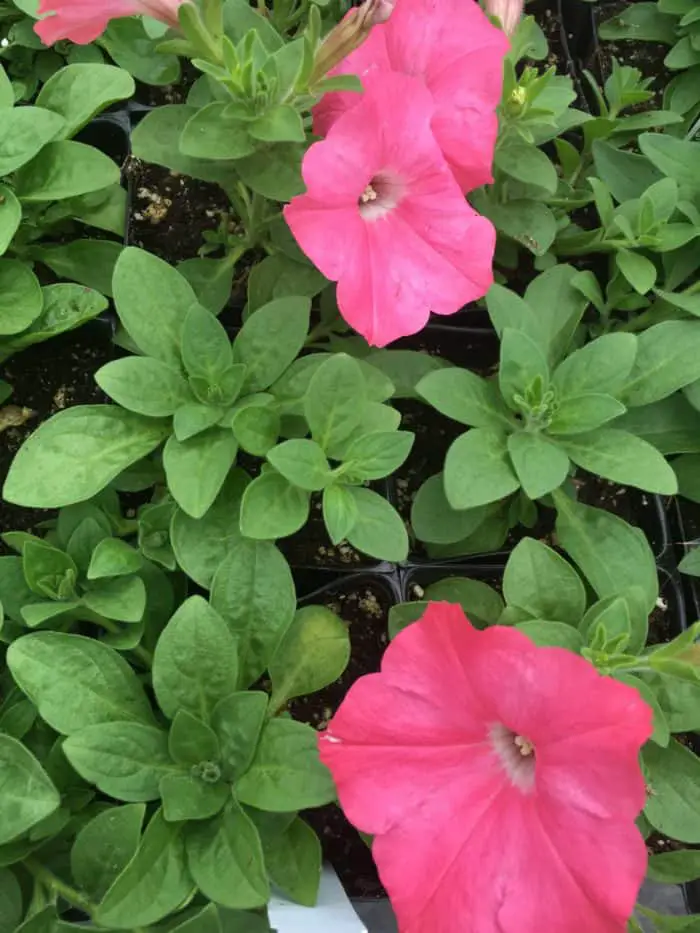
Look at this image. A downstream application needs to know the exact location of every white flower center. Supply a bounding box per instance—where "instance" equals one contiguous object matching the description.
[490,724,536,792]
[358,172,404,221]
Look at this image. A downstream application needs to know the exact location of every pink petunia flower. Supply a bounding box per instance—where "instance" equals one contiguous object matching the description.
[35,0,183,46]
[284,74,496,347]
[486,0,525,36]
[313,0,509,192]
[319,602,653,933]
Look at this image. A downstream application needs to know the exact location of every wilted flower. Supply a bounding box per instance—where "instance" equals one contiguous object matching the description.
[35,0,184,45]
[320,602,653,933]
[284,74,495,347]
[313,0,508,192]
[486,0,525,36]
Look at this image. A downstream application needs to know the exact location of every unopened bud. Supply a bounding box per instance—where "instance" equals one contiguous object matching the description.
[310,0,393,85]
[485,0,524,37]
[505,85,527,116]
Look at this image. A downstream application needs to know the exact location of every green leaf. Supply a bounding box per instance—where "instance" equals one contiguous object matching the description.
[322,484,359,545]
[0,735,60,845]
[411,474,489,546]
[262,818,321,907]
[161,772,229,823]
[559,428,677,494]
[168,709,220,766]
[34,239,121,297]
[495,143,558,193]
[504,538,586,625]
[0,868,22,933]
[234,144,305,201]
[269,605,350,710]
[267,440,331,492]
[304,354,365,453]
[14,141,119,202]
[230,404,279,457]
[485,283,544,346]
[623,321,700,407]
[35,63,134,136]
[236,719,335,811]
[186,798,269,909]
[444,429,520,509]
[523,264,588,366]
[63,722,172,802]
[83,575,147,623]
[152,596,239,722]
[250,104,305,143]
[639,133,700,193]
[345,487,408,561]
[96,358,191,417]
[499,329,550,409]
[239,473,310,539]
[342,431,414,481]
[364,349,443,399]
[87,538,142,580]
[515,620,583,651]
[0,185,22,257]
[478,197,556,256]
[96,811,195,929]
[1,283,107,354]
[0,107,65,176]
[616,249,657,295]
[507,431,569,500]
[424,577,504,627]
[647,849,700,884]
[644,741,700,843]
[7,632,154,734]
[130,105,238,186]
[70,804,145,902]
[180,102,255,160]
[178,256,235,316]
[3,406,170,509]
[417,368,513,429]
[22,539,77,599]
[247,253,326,313]
[553,491,658,613]
[0,259,42,336]
[163,429,238,520]
[593,139,663,202]
[113,247,198,367]
[171,470,249,589]
[181,303,233,384]
[210,539,296,688]
[548,394,626,435]
[211,692,268,782]
[233,297,310,392]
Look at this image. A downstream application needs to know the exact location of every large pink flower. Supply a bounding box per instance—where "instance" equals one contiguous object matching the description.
[35,0,183,45]
[284,74,496,347]
[319,603,652,933]
[313,0,509,192]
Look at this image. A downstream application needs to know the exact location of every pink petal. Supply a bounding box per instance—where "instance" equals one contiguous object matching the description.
[313,28,391,137]
[375,788,644,933]
[283,200,367,282]
[320,602,651,933]
[35,0,180,44]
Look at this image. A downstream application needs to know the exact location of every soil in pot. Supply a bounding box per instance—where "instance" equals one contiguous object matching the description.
[290,573,397,898]
[0,324,114,548]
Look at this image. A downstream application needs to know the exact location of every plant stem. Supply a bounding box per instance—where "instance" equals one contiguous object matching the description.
[25,859,94,915]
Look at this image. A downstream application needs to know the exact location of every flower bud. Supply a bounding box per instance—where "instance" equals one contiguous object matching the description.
[310,0,393,84]
[485,0,524,37]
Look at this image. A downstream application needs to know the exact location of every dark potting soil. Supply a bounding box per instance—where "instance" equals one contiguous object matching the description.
[528,0,569,73]
[590,0,672,113]
[126,159,231,262]
[291,575,395,898]
[0,325,113,549]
